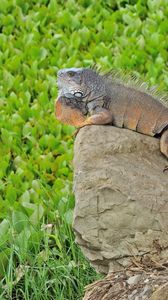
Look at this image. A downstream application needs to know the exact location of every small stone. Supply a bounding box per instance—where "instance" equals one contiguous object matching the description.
[127,274,142,285]
[140,285,153,298]
[131,289,138,296]
[128,294,135,300]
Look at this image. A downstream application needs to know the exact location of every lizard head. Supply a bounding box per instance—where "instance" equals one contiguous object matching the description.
[57,68,106,103]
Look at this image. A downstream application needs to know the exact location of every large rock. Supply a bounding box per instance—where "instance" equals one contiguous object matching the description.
[73,126,168,274]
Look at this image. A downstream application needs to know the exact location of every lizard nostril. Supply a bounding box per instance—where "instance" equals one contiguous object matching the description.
[57,70,63,77]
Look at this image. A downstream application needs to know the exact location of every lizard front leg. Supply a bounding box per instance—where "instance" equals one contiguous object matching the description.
[160,129,168,159]
[71,108,113,137]
[160,129,168,172]
[80,108,113,127]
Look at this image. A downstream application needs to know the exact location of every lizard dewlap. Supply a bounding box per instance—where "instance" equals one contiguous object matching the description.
[55,96,86,127]
[55,67,168,160]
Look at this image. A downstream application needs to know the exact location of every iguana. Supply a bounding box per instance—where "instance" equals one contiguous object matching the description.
[55,67,168,161]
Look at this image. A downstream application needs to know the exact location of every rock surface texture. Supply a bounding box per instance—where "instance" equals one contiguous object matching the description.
[73,126,168,274]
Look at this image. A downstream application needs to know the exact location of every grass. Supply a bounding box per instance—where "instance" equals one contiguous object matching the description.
[0,0,168,299]
[0,220,100,300]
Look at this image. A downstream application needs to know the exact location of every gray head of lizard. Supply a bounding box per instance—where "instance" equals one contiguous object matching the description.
[57,68,107,103]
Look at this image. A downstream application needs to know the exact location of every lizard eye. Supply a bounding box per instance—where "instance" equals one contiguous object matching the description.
[74,91,84,98]
[67,71,75,77]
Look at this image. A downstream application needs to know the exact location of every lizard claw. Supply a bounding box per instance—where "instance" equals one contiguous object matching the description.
[72,128,81,138]
[163,165,168,173]
[72,122,90,138]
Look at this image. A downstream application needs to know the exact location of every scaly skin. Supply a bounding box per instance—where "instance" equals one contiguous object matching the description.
[55,68,168,161]
[55,97,87,127]
[55,97,113,127]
